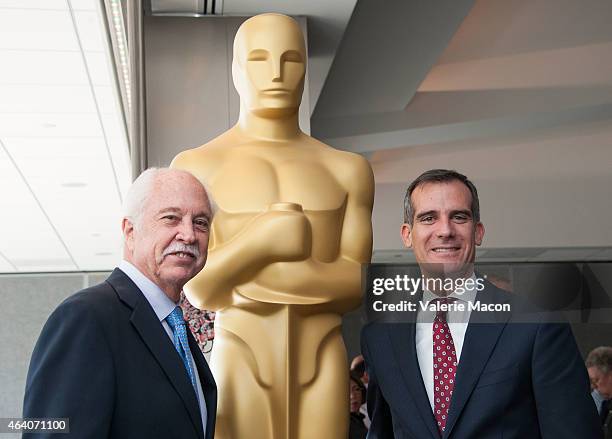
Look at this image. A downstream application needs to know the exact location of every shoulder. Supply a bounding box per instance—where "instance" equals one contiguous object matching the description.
[361,321,390,344]
[46,281,121,332]
[60,281,117,310]
[321,147,374,198]
[319,145,372,175]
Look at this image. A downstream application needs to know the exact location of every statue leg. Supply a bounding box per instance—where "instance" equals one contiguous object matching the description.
[297,328,349,439]
[210,330,274,439]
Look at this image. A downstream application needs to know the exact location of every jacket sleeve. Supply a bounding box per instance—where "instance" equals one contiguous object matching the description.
[532,321,602,439]
[22,295,115,439]
[361,329,395,439]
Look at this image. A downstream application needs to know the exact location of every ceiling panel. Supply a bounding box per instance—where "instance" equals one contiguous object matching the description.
[69,0,97,12]
[0,253,16,272]
[0,2,131,272]
[93,85,118,115]
[0,85,97,113]
[99,112,131,198]
[2,137,108,159]
[0,51,88,85]
[0,9,78,51]
[73,10,104,52]
[83,51,112,86]
[0,145,76,272]
[0,113,102,137]
[0,1,66,10]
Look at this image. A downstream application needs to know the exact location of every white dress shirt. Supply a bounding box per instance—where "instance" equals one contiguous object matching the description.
[415,274,478,411]
[119,260,208,433]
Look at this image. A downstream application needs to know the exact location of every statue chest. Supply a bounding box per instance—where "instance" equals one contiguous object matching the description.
[209,154,346,212]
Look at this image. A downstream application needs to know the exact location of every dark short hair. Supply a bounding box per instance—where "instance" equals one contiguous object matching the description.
[403,169,480,225]
[586,346,612,374]
[351,358,366,377]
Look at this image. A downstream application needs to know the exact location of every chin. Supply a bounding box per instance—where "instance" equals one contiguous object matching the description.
[422,259,471,277]
[162,268,194,286]
[253,103,298,117]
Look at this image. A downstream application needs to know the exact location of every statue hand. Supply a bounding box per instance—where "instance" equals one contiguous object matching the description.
[252,202,311,261]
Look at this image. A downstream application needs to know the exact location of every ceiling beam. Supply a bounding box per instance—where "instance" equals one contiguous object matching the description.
[311,0,474,122]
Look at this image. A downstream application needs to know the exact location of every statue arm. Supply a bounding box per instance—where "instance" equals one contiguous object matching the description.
[185,207,312,310]
[252,155,374,310]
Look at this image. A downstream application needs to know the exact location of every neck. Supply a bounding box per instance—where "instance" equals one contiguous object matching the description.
[124,253,182,303]
[237,108,301,141]
[158,283,181,303]
[421,268,475,296]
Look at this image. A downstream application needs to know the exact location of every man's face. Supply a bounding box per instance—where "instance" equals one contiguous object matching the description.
[233,17,306,117]
[589,366,612,399]
[123,173,211,301]
[401,180,484,277]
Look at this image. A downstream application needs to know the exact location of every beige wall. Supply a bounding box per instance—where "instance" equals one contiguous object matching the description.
[0,273,109,419]
[371,119,612,251]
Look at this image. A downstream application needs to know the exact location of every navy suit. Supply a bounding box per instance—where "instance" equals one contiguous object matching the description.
[362,283,602,439]
[23,268,217,439]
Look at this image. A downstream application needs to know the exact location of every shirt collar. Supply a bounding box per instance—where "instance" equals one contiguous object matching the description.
[118,260,177,322]
[422,273,479,305]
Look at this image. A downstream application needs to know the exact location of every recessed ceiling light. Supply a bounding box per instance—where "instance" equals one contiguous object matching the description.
[95,252,112,256]
[61,182,88,188]
[42,123,57,128]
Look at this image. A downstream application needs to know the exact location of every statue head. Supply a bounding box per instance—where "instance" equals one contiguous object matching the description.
[232,14,306,118]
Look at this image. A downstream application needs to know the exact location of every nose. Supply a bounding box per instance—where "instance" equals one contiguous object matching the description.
[436,217,455,239]
[176,218,196,243]
[271,57,282,82]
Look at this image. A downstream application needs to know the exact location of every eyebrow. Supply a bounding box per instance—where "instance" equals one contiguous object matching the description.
[415,209,472,220]
[157,207,180,215]
[450,209,472,217]
[157,207,211,221]
[415,210,437,220]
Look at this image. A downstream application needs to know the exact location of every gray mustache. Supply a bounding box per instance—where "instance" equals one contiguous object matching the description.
[162,242,200,258]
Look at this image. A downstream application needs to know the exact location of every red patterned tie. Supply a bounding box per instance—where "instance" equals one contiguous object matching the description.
[432,298,457,434]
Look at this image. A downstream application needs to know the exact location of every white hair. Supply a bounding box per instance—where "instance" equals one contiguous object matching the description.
[122,167,215,228]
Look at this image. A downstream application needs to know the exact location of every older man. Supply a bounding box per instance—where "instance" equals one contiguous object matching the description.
[23,168,216,439]
[361,169,601,438]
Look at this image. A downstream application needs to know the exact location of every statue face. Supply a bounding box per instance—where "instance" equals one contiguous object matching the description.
[233,15,306,117]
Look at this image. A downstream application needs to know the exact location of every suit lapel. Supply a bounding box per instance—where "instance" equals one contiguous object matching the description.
[388,324,441,439]
[443,284,511,438]
[107,269,205,439]
[188,333,217,439]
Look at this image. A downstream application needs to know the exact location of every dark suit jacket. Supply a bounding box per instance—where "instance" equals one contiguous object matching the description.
[604,405,612,439]
[23,268,217,439]
[361,282,602,439]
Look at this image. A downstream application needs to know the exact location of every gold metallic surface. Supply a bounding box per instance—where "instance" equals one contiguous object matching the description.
[171,13,374,439]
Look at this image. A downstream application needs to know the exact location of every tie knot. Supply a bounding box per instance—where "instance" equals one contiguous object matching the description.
[432,297,457,320]
[166,306,186,329]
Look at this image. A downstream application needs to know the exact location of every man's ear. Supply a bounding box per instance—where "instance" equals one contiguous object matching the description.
[400,223,413,248]
[122,218,135,252]
[475,222,485,246]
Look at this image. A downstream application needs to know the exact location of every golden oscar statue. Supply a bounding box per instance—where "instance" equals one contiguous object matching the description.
[171,13,374,439]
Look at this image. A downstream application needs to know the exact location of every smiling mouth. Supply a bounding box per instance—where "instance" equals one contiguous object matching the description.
[168,252,195,259]
[431,247,460,253]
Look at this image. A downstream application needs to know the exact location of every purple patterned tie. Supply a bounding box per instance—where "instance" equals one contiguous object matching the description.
[432,298,457,434]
